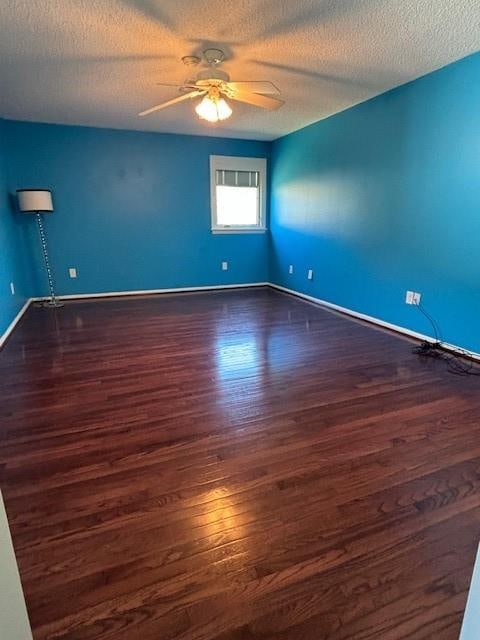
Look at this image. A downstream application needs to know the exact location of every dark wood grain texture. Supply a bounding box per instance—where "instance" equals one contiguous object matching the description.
[1,287,479,639]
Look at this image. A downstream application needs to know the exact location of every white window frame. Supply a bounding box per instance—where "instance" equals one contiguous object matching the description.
[210,155,267,234]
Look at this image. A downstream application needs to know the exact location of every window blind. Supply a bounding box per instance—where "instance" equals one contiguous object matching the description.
[216,169,259,188]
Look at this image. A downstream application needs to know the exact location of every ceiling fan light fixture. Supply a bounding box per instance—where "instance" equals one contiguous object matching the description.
[139,49,283,121]
[216,97,232,121]
[195,95,232,123]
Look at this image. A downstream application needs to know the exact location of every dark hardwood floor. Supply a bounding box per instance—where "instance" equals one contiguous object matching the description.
[1,287,479,639]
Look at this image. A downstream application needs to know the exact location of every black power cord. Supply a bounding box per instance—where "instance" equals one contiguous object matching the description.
[412,304,480,377]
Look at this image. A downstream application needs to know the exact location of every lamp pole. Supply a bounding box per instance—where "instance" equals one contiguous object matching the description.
[35,212,62,308]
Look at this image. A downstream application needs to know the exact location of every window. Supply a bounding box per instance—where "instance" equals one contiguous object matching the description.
[210,155,267,233]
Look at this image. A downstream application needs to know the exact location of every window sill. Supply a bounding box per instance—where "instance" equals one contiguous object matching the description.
[211,228,267,235]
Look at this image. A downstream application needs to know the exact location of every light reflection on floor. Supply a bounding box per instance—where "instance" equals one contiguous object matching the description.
[215,336,260,382]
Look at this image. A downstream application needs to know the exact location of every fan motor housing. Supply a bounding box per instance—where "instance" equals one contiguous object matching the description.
[195,68,230,83]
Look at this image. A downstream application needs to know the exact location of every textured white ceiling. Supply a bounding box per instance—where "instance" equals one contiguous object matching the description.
[0,0,479,141]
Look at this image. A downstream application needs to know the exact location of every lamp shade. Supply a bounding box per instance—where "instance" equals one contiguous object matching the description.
[17,189,53,213]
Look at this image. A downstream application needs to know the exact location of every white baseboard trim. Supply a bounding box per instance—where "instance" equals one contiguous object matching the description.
[268,282,480,362]
[0,298,32,349]
[31,282,269,302]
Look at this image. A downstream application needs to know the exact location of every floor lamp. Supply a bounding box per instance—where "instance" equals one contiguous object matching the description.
[16,189,63,308]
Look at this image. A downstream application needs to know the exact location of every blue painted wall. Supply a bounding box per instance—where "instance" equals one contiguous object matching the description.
[4,121,270,297]
[270,52,480,353]
[2,50,480,353]
[0,120,31,336]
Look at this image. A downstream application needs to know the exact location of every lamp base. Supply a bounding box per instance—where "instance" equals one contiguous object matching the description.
[35,299,65,308]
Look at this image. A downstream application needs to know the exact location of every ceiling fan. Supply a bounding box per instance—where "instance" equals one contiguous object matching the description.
[138,48,284,123]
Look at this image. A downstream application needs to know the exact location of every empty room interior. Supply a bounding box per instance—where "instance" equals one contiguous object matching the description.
[2,1,480,639]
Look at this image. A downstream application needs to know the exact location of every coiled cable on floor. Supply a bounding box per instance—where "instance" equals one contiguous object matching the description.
[412,304,480,377]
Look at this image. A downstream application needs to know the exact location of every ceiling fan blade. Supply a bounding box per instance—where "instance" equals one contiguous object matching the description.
[226,81,280,95]
[228,89,284,111]
[156,82,200,90]
[155,82,184,88]
[138,90,205,116]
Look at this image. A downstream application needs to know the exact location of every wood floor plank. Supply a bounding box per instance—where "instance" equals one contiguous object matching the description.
[1,288,479,639]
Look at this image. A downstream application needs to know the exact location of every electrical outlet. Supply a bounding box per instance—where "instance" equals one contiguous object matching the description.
[288,265,294,275]
[307,269,313,281]
[221,261,228,271]
[406,290,421,305]
[10,282,15,295]
[69,267,77,279]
